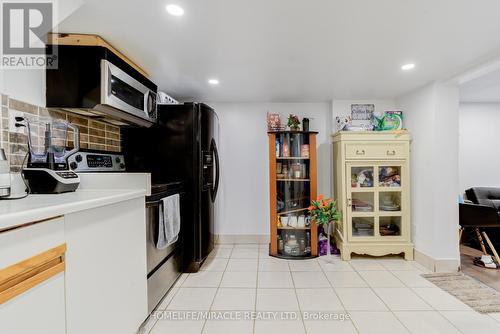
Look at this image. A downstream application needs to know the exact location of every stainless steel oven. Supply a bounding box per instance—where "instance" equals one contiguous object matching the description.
[146,183,184,313]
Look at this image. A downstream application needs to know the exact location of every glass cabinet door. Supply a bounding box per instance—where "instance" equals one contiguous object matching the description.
[377,164,404,239]
[347,162,406,241]
[347,164,376,240]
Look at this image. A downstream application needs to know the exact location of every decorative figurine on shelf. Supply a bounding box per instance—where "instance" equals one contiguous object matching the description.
[308,195,342,262]
[335,115,351,131]
[287,114,301,131]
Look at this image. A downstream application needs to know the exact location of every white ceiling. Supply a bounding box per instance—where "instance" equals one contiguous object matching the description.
[58,0,500,102]
[460,68,500,103]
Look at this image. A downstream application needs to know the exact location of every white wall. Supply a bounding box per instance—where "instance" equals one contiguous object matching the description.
[210,102,332,236]
[397,82,460,271]
[459,103,500,190]
[0,0,84,105]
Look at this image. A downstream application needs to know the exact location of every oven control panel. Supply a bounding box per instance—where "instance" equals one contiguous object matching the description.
[68,151,126,172]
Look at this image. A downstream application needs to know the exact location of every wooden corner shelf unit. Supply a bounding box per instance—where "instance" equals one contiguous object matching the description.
[268,131,318,259]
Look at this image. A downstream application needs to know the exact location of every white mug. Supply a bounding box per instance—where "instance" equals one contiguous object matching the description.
[289,216,298,228]
[298,215,306,228]
[280,216,289,227]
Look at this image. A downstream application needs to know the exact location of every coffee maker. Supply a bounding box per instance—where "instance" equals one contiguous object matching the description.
[21,117,81,194]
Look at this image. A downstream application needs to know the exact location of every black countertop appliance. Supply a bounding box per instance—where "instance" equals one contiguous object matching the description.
[122,103,219,272]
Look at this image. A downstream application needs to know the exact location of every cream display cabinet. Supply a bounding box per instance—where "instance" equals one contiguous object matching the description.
[332,131,414,260]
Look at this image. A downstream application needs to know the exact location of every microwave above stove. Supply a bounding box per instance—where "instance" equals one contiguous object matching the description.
[46,44,157,127]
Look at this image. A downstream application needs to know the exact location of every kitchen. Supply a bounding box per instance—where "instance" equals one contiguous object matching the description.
[3,1,500,334]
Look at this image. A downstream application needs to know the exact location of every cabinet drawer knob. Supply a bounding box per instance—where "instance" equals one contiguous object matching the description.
[387,150,396,156]
[347,198,352,207]
[355,149,365,155]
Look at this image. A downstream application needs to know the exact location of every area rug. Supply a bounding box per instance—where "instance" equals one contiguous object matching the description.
[422,272,500,313]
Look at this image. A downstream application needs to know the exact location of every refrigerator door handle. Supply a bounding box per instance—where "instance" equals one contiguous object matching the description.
[211,139,220,202]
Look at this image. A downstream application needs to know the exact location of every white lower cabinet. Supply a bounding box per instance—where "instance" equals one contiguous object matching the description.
[0,197,148,334]
[0,273,66,334]
[0,217,66,334]
[64,197,148,334]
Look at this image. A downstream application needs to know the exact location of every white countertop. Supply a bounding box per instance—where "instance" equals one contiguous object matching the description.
[0,189,146,231]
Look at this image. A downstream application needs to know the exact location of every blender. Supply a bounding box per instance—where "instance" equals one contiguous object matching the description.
[21,117,81,194]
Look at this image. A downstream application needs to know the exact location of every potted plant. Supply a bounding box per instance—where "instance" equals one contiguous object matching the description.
[287,114,301,131]
[308,195,342,261]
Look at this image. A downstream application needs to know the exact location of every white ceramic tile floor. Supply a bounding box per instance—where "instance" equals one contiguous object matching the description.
[394,311,462,334]
[258,271,294,288]
[166,287,217,310]
[357,271,405,288]
[230,248,259,259]
[199,257,229,271]
[292,271,330,288]
[148,243,499,334]
[295,288,344,311]
[349,311,409,334]
[254,319,305,334]
[440,311,500,333]
[226,258,258,272]
[335,288,388,311]
[207,247,232,259]
[211,288,256,310]
[182,271,223,288]
[303,319,358,334]
[256,288,300,311]
[412,287,472,311]
[259,258,290,272]
[325,271,368,288]
[391,270,436,288]
[288,259,322,272]
[202,320,254,334]
[373,287,432,311]
[220,271,257,288]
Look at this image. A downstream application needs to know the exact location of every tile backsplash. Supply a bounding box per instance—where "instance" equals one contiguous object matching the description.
[0,93,121,172]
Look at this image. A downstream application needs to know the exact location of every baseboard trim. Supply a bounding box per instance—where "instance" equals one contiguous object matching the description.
[215,234,269,245]
[414,249,460,273]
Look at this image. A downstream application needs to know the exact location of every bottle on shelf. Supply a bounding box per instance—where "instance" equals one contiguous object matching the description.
[282,136,290,157]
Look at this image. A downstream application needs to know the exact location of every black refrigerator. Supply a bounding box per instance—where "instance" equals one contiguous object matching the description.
[122,103,220,272]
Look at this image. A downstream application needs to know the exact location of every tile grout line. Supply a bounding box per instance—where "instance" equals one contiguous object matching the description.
[200,244,234,334]
[288,258,308,334]
[253,245,263,334]
[352,260,466,334]
[320,258,361,334]
[356,267,415,333]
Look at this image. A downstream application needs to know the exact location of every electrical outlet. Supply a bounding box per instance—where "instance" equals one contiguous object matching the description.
[9,110,26,134]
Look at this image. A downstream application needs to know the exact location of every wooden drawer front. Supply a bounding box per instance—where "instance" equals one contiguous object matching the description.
[0,244,66,304]
[345,142,406,159]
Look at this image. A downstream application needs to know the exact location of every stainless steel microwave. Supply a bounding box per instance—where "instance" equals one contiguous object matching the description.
[99,59,157,125]
[46,45,158,127]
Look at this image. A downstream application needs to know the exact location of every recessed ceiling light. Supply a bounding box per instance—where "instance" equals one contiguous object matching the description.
[208,79,219,85]
[165,4,184,16]
[401,63,415,71]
